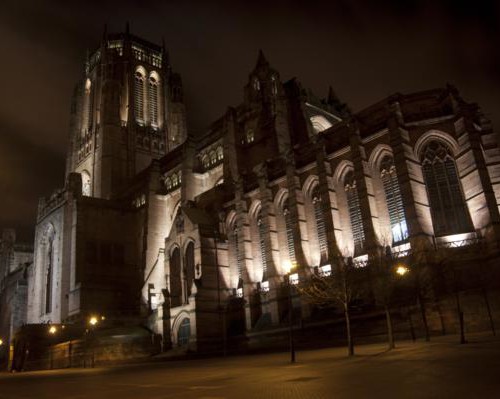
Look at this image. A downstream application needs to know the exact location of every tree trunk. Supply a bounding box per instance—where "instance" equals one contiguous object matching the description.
[344,306,354,357]
[455,290,466,344]
[482,286,496,336]
[418,292,430,341]
[384,306,395,350]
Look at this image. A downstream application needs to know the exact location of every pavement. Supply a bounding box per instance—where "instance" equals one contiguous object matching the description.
[1,334,500,399]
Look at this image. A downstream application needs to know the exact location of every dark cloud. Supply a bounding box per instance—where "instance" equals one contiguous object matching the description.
[1,0,499,240]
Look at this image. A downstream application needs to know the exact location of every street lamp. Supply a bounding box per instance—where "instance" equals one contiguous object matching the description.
[89,316,99,326]
[0,338,3,346]
[48,325,57,335]
[282,260,296,363]
[396,265,409,276]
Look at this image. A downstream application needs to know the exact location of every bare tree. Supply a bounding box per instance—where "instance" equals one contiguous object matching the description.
[367,245,399,350]
[298,246,361,357]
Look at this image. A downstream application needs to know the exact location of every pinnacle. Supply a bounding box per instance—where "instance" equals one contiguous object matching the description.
[255,49,269,69]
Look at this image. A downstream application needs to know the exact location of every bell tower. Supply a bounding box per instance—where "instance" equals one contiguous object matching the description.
[65,25,187,199]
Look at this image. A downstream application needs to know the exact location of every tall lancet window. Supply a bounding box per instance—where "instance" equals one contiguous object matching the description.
[149,74,159,127]
[232,225,243,296]
[421,141,473,236]
[134,69,145,123]
[282,198,296,266]
[184,242,195,300]
[45,236,54,314]
[257,209,268,280]
[169,247,182,308]
[83,78,93,133]
[312,186,328,263]
[344,171,365,254]
[380,156,408,244]
[232,226,243,281]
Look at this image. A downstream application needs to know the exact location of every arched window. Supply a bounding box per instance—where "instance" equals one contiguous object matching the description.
[172,173,179,187]
[81,171,91,197]
[134,69,145,123]
[421,141,472,236]
[380,156,408,244]
[202,155,210,169]
[312,186,328,263]
[271,75,278,95]
[45,235,54,314]
[257,209,268,281]
[310,115,333,133]
[185,242,195,299]
[177,171,182,184]
[231,224,243,289]
[169,248,182,307]
[149,74,159,127]
[344,171,365,254]
[165,177,172,190]
[210,150,217,165]
[177,318,190,346]
[84,78,94,132]
[282,197,296,267]
[253,77,260,91]
[216,146,223,161]
[246,129,255,144]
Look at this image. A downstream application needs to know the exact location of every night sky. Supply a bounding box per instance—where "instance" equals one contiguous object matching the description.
[1,0,499,241]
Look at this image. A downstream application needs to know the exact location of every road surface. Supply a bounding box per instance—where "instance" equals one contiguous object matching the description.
[1,335,500,398]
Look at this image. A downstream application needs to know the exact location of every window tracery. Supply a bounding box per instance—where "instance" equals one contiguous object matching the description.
[421,141,472,236]
[380,156,408,244]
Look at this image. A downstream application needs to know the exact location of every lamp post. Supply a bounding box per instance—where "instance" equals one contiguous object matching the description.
[283,260,296,363]
[85,315,101,368]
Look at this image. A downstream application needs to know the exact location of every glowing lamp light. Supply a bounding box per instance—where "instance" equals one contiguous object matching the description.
[0,338,3,346]
[89,316,99,326]
[48,326,57,335]
[282,259,293,274]
[396,265,409,276]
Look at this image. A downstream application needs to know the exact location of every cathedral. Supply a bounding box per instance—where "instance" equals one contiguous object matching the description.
[26,28,500,353]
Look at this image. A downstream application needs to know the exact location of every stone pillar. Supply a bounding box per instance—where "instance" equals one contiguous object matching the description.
[254,163,280,325]
[283,151,307,270]
[348,121,378,250]
[461,109,500,248]
[315,135,341,264]
[387,102,426,241]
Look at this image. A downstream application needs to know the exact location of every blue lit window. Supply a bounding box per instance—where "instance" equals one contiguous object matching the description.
[380,156,408,245]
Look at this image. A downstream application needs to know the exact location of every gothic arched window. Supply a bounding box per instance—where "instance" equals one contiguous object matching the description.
[149,73,160,127]
[184,242,195,299]
[81,171,91,197]
[134,69,146,123]
[282,197,296,267]
[253,77,260,91]
[312,185,328,263]
[246,129,255,144]
[210,150,217,165]
[84,78,94,133]
[256,209,268,281]
[271,75,278,95]
[231,223,243,293]
[421,141,472,237]
[344,171,365,254]
[216,146,223,161]
[169,247,182,307]
[380,156,408,244]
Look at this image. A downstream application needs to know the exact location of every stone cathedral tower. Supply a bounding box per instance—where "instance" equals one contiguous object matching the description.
[66,26,187,199]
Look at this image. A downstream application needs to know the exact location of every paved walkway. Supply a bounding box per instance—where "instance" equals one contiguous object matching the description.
[1,334,500,398]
